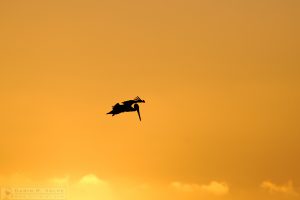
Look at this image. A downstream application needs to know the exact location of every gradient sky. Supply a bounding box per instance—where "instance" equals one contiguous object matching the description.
[0,0,300,200]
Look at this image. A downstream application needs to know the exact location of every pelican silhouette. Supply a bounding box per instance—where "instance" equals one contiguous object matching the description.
[107,96,145,121]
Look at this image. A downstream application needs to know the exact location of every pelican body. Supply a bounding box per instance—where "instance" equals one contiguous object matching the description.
[107,96,145,121]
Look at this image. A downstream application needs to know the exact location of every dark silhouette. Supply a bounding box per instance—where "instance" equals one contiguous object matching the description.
[107,96,145,121]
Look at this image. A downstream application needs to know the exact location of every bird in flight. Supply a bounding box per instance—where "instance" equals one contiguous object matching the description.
[107,96,145,121]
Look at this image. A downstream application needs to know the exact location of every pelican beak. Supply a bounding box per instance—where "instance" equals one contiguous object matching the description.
[135,104,141,121]
[137,108,141,121]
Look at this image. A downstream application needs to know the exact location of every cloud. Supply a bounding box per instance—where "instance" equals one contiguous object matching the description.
[170,181,229,195]
[71,174,114,200]
[200,181,229,196]
[261,180,299,196]
[1,174,233,200]
[78,174,107,186]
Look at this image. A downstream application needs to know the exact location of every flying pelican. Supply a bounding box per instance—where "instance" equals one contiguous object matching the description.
[107,96,145,121]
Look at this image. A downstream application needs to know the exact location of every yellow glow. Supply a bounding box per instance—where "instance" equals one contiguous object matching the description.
[0,0,300,199]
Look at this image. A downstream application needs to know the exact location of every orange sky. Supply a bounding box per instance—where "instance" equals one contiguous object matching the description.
[0,0,300,200]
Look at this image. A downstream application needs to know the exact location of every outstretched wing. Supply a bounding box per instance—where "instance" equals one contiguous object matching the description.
[122,100,135,106]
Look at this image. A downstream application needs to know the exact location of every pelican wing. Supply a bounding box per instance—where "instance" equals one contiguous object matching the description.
[122,100,135,106]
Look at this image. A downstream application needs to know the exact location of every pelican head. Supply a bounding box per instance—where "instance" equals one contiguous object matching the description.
[134,103,141,121]
[134,96,145,103]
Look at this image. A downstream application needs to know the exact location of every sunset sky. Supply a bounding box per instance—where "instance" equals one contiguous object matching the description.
[0,0,300,199]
